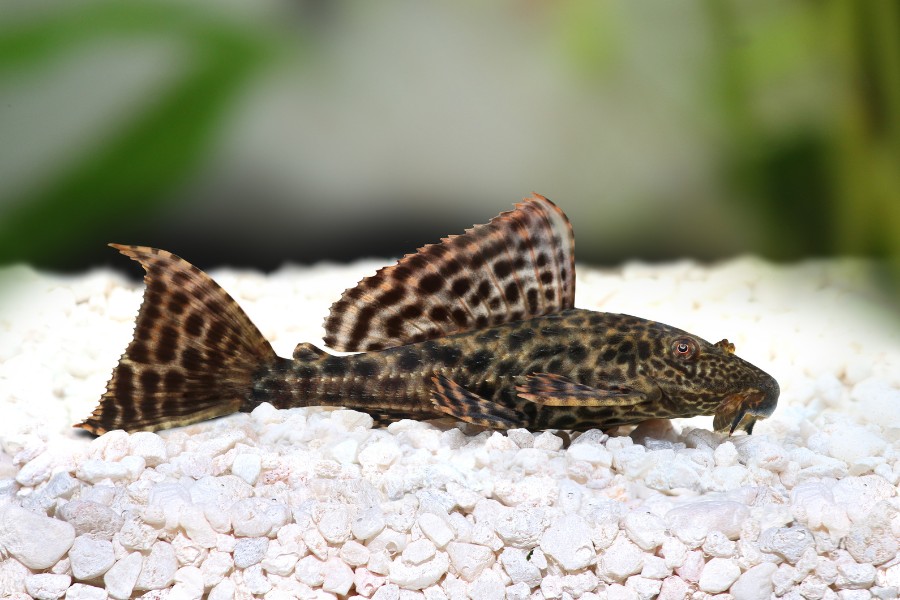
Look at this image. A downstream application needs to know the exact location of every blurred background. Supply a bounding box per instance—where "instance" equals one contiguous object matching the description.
[0,1,898,290]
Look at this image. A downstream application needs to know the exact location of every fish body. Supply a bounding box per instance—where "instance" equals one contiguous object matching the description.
[77,195,778,435]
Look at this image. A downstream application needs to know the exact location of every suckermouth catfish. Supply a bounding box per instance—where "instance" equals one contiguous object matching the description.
[77,194,779,435]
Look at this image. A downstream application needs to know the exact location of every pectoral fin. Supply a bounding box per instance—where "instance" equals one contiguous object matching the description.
[515,373,649,407]
[430,375,521,428]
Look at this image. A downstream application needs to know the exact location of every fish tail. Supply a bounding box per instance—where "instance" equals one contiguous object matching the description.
[75,244,279,435]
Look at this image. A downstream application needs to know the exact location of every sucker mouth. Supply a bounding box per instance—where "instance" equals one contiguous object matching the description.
[712,389,770,434]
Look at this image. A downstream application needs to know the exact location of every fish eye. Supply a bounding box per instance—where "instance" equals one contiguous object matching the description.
[672,338,698,360]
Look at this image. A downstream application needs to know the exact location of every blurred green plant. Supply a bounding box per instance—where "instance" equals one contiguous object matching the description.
[0,1,289,266]
[705,0,900,269]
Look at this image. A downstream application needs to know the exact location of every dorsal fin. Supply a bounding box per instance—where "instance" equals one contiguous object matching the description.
[323,194,575,351]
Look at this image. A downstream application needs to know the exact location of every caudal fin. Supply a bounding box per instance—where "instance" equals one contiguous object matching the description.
[76,245,278,435]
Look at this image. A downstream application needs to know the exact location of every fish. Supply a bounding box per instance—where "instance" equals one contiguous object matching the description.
[76,194,779,436]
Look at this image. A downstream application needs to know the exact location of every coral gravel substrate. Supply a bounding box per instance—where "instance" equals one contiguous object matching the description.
[1,257,900,599]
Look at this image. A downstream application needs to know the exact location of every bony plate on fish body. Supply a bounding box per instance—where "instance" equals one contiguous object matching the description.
[76,194,779,435]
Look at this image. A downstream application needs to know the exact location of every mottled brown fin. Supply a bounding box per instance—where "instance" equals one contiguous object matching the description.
[324,194,575,351]
[515,373,647,407]
[430,375,520,428]
[75,245,278,435]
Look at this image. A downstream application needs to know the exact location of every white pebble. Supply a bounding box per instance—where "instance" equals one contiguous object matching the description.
[625,575,661,600]
[468,568,505,599]
[494,506,547,548]
[200,551,233,588]
[353,568,386,597]
[42,472,79,500]
[340,540,371,567]
[493,475,558,506]
[828,424,886,466]
[660,537,686,569]
[88,430,130,461]
[372,583,401,600]
[567,442,612,466]
[76,459,132,483]
[731,562,777,600]
[506,429,533,448]
[230,498,290,537]
[845,522,898,567]
[639,555,670,580]
[388,551,449,590]
[838,591,872,600]
[540,574,563,599]
[231,453,262,485]
[417,513,454,549]
[367,528,408,557]
[322,558,355,595]
[714,441,739,466]
[836,558,876,589]
[0,503,75,569]
[69,535,115,580]
[233,537,268,569]
[359,439,401,470]
[623,511,667,551]
[103,552,143,599]
[758,525,814,564]
[540,514,595,571]
[170,566,204,599]
[189,474,252,509]
[171,533,204,568]
[499,548,541,587]
[134,541,177,591]
[852,378,900,429]
[242,563,272,595]
[702,530,737,558]
[58,500,123,540]
[533,431,564,451]
[352,507,386,541]
[599,534,644,582]
[698,557,741,593]
[24,574,70,600]
[657,576,691,600]
[563,570,600,597]
[605,583,639,600]
[737,437,788,471]
[207,578,236,600]
[178,505,217,549]
[505,581,531,600]
[64,583,108,600]
[16,450,56,486]
[666,501,748,546]
[0,552,23,584]
[317,504,351,544]
[674,550,704,583]
[403,539,437,566]
[295,555,326,587]
[329,437,360,465]
[446,542,494,582]
[128,432,167,466]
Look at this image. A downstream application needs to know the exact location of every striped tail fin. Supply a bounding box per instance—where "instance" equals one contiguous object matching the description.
[75,245,279,435]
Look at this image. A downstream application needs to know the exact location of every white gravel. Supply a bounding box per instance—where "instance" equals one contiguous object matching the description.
[1,257,900,599]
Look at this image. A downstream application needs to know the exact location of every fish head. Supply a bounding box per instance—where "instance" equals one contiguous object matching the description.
[636,321,780,434]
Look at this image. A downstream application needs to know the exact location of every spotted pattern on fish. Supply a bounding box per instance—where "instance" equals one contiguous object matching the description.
[323,196,574,351]
[76,195,779,436]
